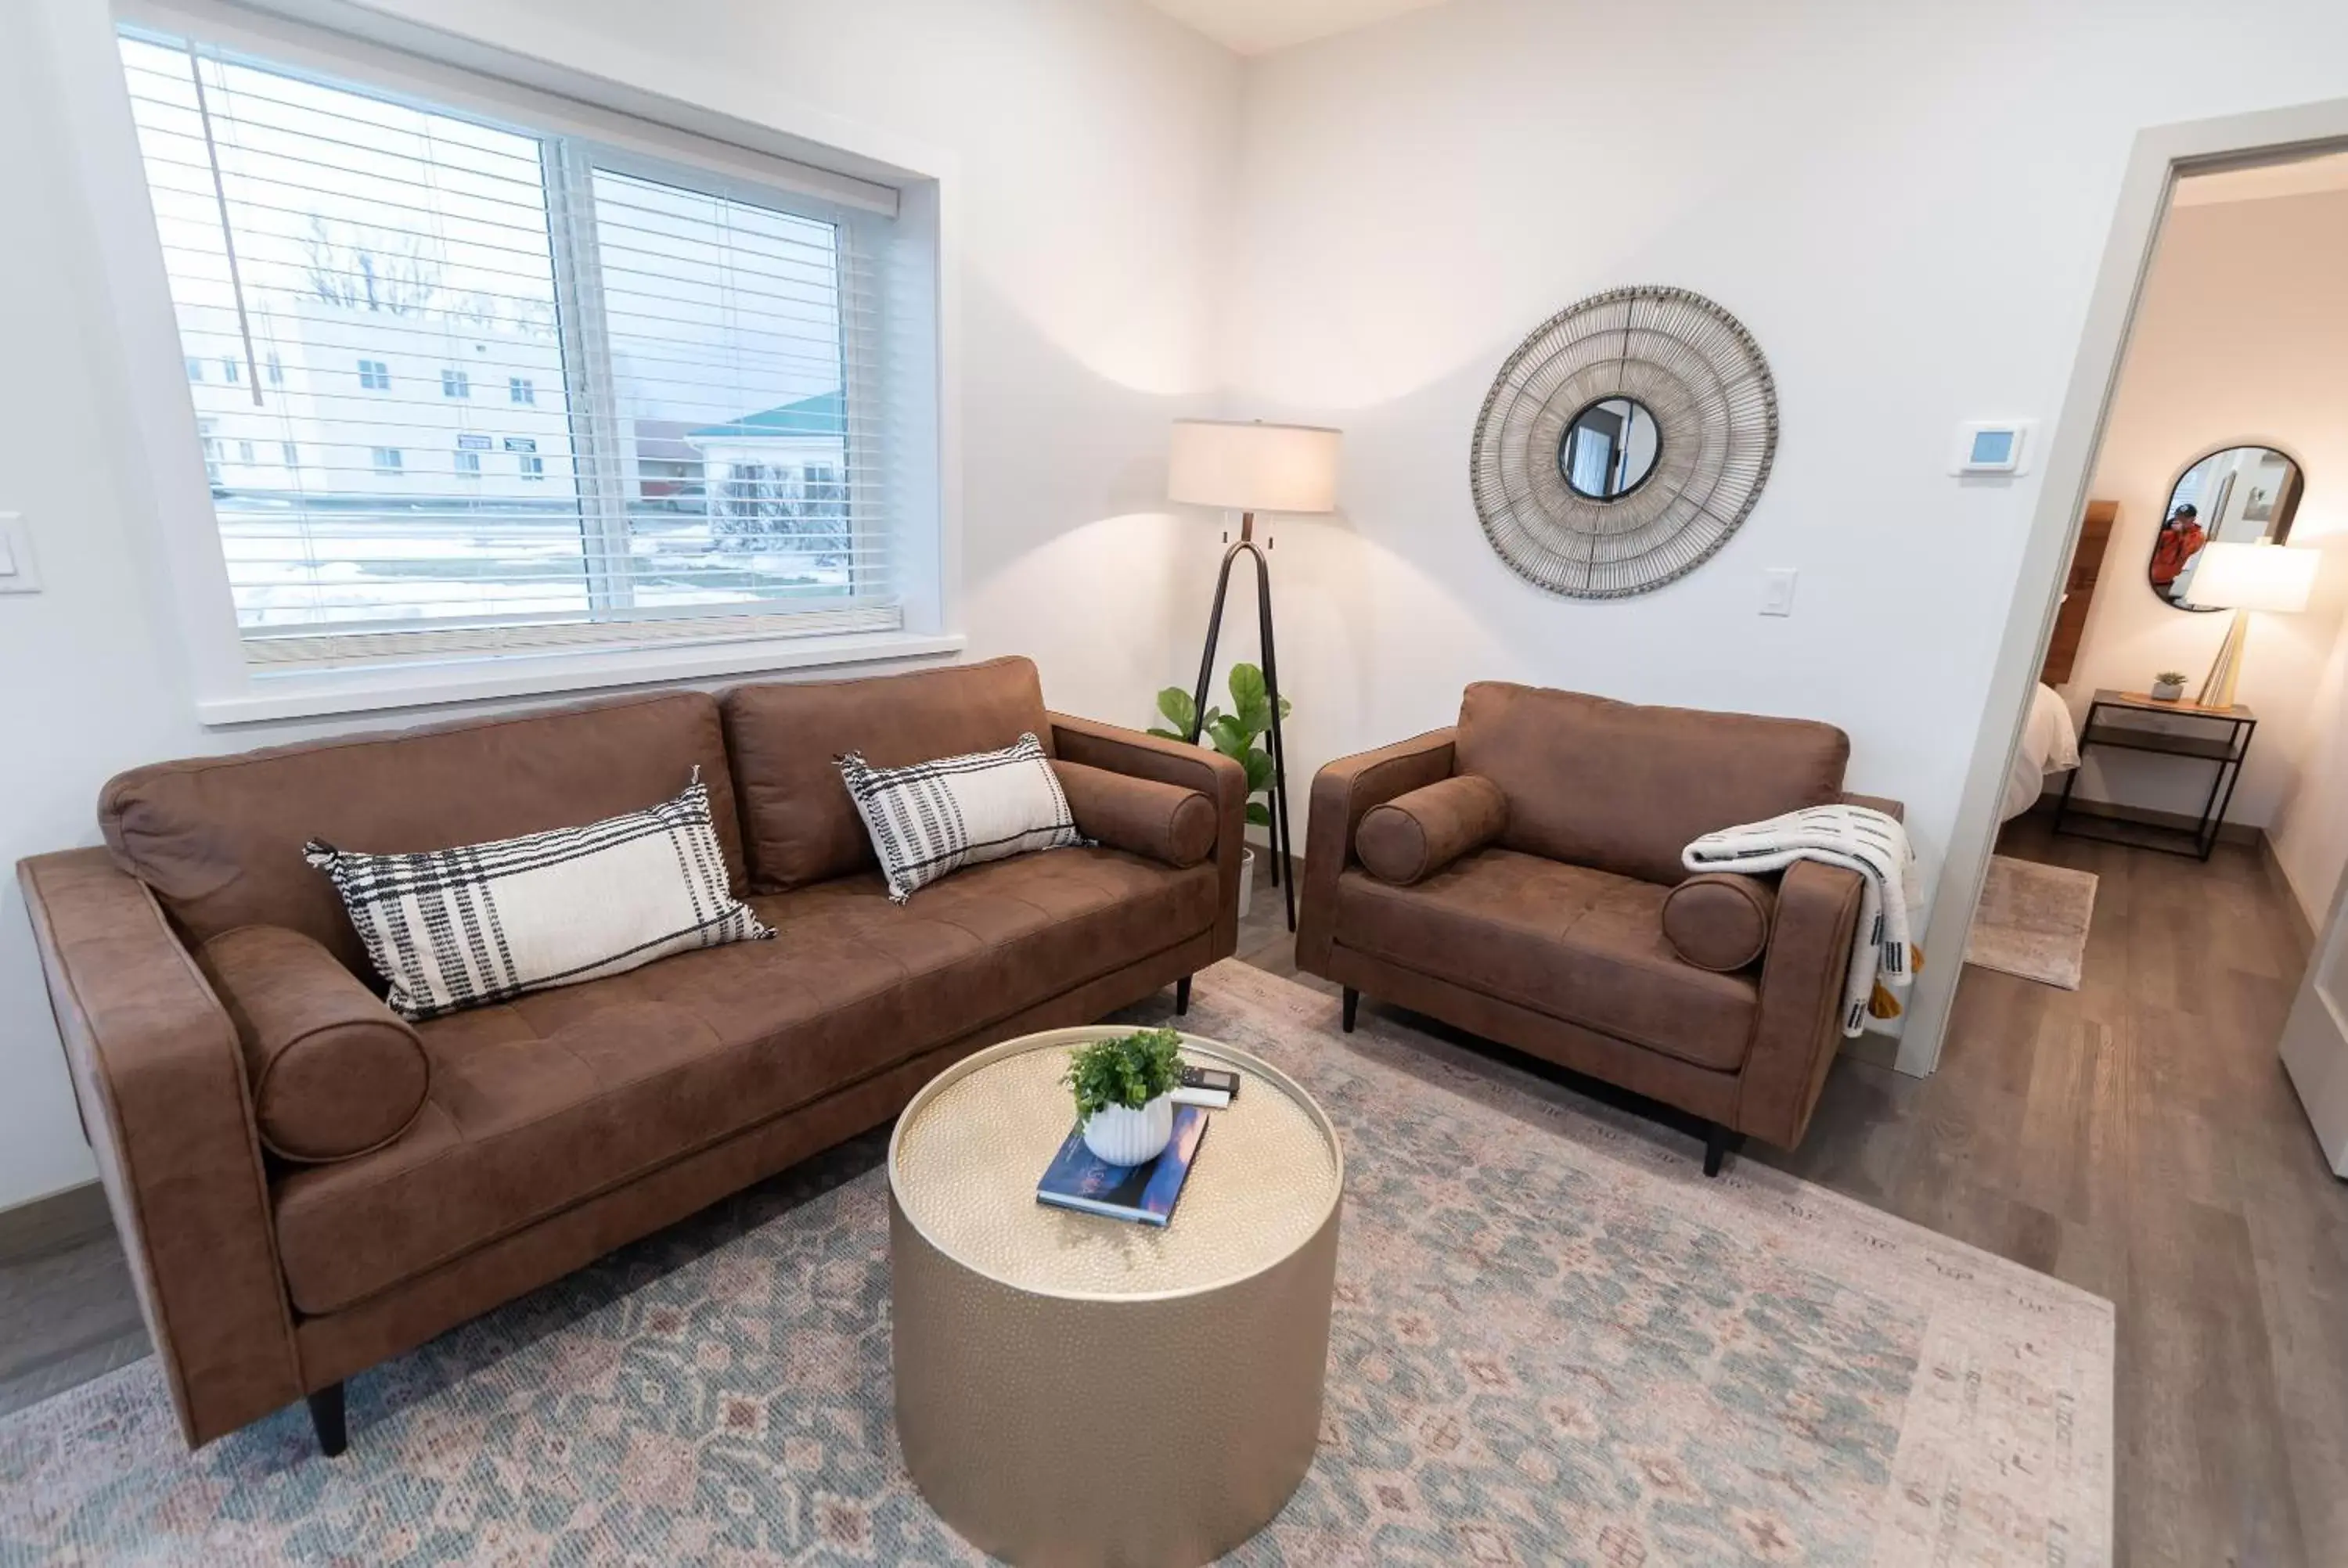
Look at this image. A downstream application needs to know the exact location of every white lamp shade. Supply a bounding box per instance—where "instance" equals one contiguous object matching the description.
[1168,419,1341,513]
[2185,541,2319,612]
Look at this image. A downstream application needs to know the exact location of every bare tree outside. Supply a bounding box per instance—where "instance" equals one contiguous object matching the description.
[302,215,443,315]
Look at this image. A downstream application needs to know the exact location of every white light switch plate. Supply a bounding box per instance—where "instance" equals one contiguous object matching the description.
[0,512,38,594]
[1760,567,1797,617]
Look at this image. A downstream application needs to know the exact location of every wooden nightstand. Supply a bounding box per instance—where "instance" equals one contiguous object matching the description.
[2052,688,2256,861]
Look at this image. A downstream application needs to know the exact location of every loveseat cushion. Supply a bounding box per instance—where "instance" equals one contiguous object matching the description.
[1453,682,1848,887]
[1053,761,1218,868]
[723,657,1053,893]
[100,691,742,980]
[1356,774,1507,885]
[196,925,428,1163]
[1662,872,1777,972]
[271,845,1216,1314]
[1332,847,1757,1072]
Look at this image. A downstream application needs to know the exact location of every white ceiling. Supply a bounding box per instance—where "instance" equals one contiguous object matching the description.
[2174,149,2348,207]
[1141,0,1451,56]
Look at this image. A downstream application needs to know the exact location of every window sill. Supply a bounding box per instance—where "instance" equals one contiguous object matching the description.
[195,628,967,727]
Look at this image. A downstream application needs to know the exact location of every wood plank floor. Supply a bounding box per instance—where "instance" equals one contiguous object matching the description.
[3,830,2341,1566]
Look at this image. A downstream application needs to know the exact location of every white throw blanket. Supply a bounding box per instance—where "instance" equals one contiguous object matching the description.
[1682,805,1918,1036]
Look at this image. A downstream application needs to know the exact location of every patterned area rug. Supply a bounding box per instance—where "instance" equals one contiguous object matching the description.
[0,962,2112,1566]
[1965,854,2099,990]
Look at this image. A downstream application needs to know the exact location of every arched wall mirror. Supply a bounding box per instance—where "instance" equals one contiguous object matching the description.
[2150,444,2305,610]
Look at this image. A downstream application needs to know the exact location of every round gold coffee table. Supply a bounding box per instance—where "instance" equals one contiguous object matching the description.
[888,1025,1344,1567]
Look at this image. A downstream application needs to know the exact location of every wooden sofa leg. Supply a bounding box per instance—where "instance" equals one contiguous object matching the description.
[307,1383,348,1458]
[1341,987,1359,1033]
[1702,1124,1741,1178]
[1174,975,1191,1016]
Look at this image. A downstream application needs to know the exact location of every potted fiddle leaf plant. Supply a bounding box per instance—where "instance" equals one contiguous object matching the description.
[1064,1027,1186,1166]
[2151,671,2188,702]
[1151,664,1291,918]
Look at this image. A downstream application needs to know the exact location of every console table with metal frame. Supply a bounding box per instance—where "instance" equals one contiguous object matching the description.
[2052,689,2256,861]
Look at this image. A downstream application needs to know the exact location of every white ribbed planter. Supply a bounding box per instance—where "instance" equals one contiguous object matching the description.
[1082,1095,1175,1166]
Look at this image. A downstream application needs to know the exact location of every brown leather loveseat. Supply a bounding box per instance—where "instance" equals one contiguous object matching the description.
[19,656,1244,1455]
[1297,681,1900,1175]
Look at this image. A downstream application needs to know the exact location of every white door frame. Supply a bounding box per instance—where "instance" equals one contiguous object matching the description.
[1897,99,2348,1078]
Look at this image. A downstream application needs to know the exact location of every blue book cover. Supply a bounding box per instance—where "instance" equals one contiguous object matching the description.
[1035,1106,1209,1228]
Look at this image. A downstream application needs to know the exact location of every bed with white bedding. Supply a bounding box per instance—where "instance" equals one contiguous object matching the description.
[2004,683,2082,821]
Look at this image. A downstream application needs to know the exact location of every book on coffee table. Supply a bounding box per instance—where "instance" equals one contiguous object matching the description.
[1035,1105,1209,1227]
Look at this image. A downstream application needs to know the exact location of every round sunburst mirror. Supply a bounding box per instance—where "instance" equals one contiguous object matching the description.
[1471,286,1778,598]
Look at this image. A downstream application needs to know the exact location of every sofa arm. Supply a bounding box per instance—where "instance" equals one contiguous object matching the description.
[1296,728,1458,974]
[1737,858,1867,1149]
[18,849,301,1448]
[1837,791,1905,822]
[1048,713,1248,958]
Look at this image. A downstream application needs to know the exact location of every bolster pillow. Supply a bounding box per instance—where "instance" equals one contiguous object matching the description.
[1356,773,1508,886]
[1051,760,1218,868]
[196,924,430,1163]
[1662,872,1777,972]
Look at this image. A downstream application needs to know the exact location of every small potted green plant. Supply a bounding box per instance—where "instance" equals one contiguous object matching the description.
[1064,1027,1186,1165]
[2151,671,2188,702]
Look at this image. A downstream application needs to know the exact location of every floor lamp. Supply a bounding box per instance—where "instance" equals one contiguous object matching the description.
[2186,541,2317,709]
[1168,419,1343,932]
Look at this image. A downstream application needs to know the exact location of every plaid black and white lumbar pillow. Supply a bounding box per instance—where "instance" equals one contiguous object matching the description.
[304,771,769,1021]
[837,732,1086,903]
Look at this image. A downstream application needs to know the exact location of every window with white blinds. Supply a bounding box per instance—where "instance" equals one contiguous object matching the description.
[117,23,906,667]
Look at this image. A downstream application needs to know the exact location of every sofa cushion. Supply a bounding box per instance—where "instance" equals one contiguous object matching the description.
[1053,761,1218,868]
[1662,872,1777,972]
[841,733,1083,903]
[1356,774,1507,885]
[271,845,1216,1314]
[196,925,428,1163]
[101,691,742,980]
[723,656,1053,893]
[1332,847,1757,1072]
[1453,682,1848,886]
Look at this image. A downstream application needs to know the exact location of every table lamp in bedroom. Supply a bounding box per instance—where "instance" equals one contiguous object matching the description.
[1166,418,1343,933]
[2186,541,2319,708]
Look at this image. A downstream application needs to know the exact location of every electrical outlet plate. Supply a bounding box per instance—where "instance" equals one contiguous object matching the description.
[0,512,38,594]
[1760,567,1797,617]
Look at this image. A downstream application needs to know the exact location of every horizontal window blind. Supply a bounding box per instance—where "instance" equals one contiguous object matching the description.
[118,25,902,667]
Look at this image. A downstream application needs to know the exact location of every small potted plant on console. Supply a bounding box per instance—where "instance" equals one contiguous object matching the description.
[2151,671,2188,702]
[1064,1027,1186,1166]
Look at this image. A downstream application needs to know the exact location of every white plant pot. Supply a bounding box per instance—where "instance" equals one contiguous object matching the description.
[1237,848,1256,921]
[1082,1095,1175,1167]
[2151,680,2185,702]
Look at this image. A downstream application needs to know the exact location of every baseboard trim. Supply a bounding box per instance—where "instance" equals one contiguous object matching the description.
[0,1181,111,1264]
[2258,832,2317,962]
[2030,793,2260,846]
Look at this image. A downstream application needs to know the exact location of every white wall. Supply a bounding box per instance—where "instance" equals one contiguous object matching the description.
[1219,0,2348,940]
[0,0,1240,1208]
[2062,189,2348,833]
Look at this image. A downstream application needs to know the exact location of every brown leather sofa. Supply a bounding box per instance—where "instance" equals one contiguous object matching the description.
[1297,681,1900,1175]
[19,656,1244,1455]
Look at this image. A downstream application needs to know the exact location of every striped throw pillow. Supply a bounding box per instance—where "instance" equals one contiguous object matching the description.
[837,732,1086,903]
[304,771,769,1021]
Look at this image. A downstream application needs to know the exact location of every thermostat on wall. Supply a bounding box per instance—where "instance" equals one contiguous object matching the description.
[1950,420,2035,477]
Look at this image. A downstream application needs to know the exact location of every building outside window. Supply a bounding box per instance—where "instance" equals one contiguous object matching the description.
[221,356,241,384]
[119,20,919,667]
[237,440,254,463]
[196,419,220,484]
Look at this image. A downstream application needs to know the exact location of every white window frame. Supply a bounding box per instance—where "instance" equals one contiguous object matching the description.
[80,0,960,725]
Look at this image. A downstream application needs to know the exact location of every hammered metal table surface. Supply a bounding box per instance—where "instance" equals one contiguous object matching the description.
[888,1027,1341,1298]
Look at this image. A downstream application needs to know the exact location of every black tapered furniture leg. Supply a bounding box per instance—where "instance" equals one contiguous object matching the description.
[1341,987,1359,1033]
[307,1382,348,1458]
[1174,975,1191,1015]
[1702,1124,1741,1178]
